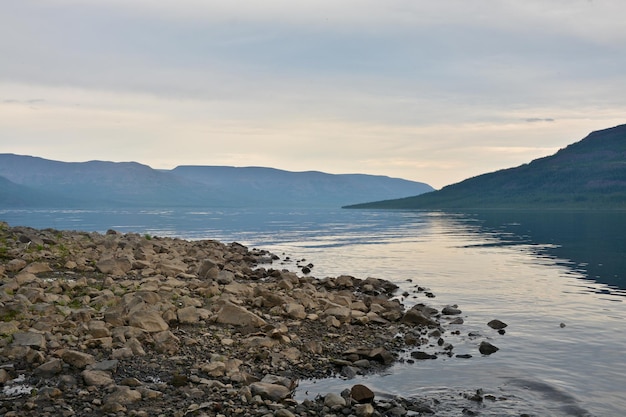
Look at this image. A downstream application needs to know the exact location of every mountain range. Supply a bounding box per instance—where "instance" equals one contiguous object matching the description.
[345,123,626,210]
[0,154,433,208]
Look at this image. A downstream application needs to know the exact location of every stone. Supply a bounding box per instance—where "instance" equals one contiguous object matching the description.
[215,301,267,327]
[284,303,306,320]
[368,347,395,365]
[62,350,96,369]
[442,305,462,315]
[104,386,142,404]
[410,351,437,360]
[82,369,114,386]
[487,319,508,330]
[249,382,291,401]
[351,384,375,403]
[479,341,499,355]
[400,307,439,327]
[128,310,169,333]
[22,262,53,275]
[0,321,19,337]
[216,270,235,285]
[96,256,133,276]
[11,332,46,350]
[324,392,346,407]
[177,306,200,324]
[152,330,180,354]
[355,403,375,417]
[34,358,63,376]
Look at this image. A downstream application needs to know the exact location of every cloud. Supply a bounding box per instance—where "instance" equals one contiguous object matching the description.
[525,118,555,123]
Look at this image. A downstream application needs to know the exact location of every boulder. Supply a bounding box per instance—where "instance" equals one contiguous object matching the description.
[128,310,169,333]
[82,369,114,386]
[400,307,439,327]
[34,358,63,376]
[177,306,200,324]
[62,350,96,369]
[487,319,508,330]
[215,302,267,327]
[324,392,346,407]
[351,384,375,404]
[479,341,499,355]
[250,382,291,401]
[12,332,46,350]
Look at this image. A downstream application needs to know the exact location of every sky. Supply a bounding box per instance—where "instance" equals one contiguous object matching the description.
[1,0,625,189]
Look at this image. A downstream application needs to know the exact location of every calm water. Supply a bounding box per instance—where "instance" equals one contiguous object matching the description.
[2,208,625,416]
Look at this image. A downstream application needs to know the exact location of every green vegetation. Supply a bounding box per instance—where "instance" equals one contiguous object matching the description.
[346,124,626,210]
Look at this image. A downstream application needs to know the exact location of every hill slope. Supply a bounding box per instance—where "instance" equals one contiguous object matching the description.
[0,154,433,208]
[345,124,626,210]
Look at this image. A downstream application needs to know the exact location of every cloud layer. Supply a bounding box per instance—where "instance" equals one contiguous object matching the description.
[1,0,625,188]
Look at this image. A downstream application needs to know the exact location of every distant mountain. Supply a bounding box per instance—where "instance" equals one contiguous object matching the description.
[0,154,433,208]
[345,124,626,210]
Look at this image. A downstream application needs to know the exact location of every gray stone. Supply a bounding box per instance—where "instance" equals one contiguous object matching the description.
[12,332,46,350]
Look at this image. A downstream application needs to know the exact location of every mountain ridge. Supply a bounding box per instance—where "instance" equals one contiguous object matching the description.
[344,123,626,210]
[0,154,433,208]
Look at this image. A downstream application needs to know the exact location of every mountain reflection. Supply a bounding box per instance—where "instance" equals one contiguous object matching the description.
[461,210,626,294]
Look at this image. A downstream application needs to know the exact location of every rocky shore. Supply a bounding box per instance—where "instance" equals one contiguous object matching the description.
[0,222,503,416]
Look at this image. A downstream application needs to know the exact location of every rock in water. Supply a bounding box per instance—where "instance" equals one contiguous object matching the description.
[487,319,507,330]
[479,341,499,355]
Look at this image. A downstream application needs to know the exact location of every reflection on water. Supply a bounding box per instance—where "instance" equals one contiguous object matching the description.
[1,207,625,415]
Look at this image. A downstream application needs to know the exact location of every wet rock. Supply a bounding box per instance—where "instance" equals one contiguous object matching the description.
[479,341,499,355]
[487,319,508,330]
[401,306,439,327]
[351,384,375,403]
[442,305,462,315]
[410,351,437,360]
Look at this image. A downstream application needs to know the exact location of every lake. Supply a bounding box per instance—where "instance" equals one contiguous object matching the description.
[1,207,625,416]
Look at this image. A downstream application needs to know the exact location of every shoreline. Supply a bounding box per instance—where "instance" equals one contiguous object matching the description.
[1,222,502,416]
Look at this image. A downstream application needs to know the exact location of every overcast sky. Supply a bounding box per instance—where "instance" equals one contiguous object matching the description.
[1,0,625,188]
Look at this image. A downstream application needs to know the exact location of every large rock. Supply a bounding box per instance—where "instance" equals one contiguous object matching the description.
[351,384,375,403]
[128,310,169,333]
[250,382,291,401]
[177,306,200,324]
[82,369,114,386]
[215,302,267,327]
[400,307,439,327]
[96,256,133,276]
[62,350,96,369]
[487,319,508,330]
[479,341,499,355]
[12,332,46,350]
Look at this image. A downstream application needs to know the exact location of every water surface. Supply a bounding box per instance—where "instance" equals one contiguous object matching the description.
[1,208,624,415]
